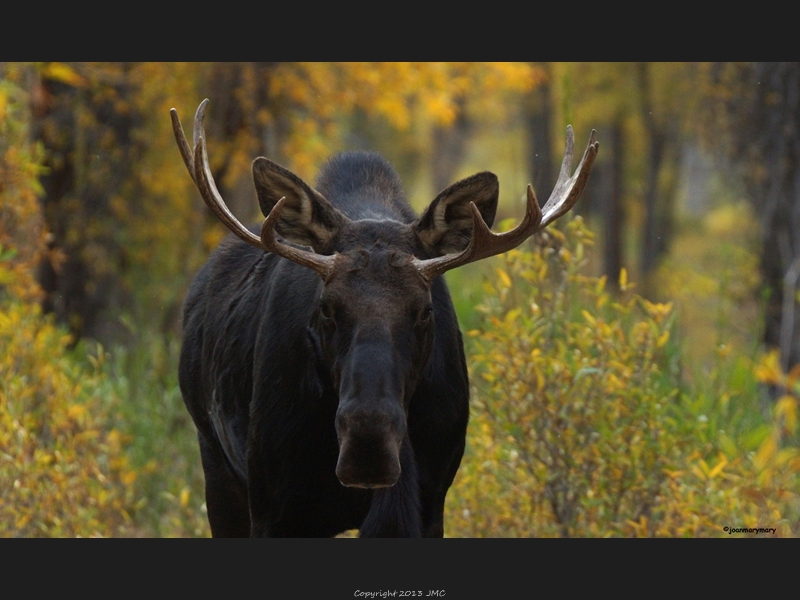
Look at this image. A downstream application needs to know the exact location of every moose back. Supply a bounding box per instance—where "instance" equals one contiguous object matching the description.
[172,100,597,537]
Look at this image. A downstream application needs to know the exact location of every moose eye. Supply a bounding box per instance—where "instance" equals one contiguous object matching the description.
[419,305,433,323]
[319,301,334,321]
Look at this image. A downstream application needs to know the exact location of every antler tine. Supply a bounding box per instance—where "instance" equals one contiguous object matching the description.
[173,99,261,248]
[412,126,598,282]
[174,100,338,277]
[192,98,207,165]
[412,185,543,282]
[540,127,599,227]
[260,198,337,278]
[170,106,197,184]
[192,112,264,250]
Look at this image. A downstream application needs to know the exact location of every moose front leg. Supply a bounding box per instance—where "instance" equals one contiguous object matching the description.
[197,433,251,538]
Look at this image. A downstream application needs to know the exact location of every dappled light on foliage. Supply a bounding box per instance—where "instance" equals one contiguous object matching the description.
[446,217,799,537]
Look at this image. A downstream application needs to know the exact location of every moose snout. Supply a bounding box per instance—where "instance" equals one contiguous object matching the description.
[335,403,406,488]
[333,338,408,488]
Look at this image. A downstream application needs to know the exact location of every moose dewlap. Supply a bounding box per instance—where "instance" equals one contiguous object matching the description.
[172,99,597,537]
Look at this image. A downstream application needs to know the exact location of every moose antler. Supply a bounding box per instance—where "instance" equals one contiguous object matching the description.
[170,99,337,278]
[411,126,598,282]
[172,100,597,284]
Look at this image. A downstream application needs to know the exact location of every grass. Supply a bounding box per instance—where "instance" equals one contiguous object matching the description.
[102,334,209,537]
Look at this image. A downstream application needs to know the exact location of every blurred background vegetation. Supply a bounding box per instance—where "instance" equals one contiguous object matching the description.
[1,62,798,537]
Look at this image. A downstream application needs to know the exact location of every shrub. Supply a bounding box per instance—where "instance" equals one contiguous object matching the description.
[446,217,800,537]
[1,69,138,537]
[0,272,139,537]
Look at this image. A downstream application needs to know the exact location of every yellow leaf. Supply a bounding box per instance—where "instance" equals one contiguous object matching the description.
[496,267,512,289]
[39,62,88,88]
[641,299,674,324]
[775,395,798,435]
[754,435,777,470]
[754,350,784,386]
[708,456,728,479]
[595,275,607,295]
[15,514,31,529]
[656,331,670,348]
[67,404,87,419]
[690,464,706,480]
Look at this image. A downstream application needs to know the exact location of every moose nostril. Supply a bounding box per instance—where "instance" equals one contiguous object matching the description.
[335,433,402,489]
[334,404,406,489]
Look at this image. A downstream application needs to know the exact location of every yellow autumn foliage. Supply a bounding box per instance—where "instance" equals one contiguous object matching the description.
[0,299,138,537]
[446,217,800,537]
[0,71,139,537]
[0,66,47,304]
[268,62,541,178]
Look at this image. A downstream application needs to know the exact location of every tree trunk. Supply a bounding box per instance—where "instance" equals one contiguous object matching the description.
[431,98,472,195]
[718,62,800,374]
[637,62,676,297]
[604,120,625,290]
[524,69,555,196]
[33,63,141,344]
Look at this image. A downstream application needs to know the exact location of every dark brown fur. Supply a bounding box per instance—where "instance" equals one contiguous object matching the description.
[179,151,499,537]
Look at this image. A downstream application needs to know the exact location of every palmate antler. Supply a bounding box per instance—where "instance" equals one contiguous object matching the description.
[411,126,598,281]
[171,99,598,282]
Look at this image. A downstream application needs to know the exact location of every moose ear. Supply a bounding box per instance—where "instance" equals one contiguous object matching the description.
[252,157,344,250]
[413,172,499,256]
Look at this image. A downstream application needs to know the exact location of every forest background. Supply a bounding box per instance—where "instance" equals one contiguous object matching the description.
[1,62,798,537]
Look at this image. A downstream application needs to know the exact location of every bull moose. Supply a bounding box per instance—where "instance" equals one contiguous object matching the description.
[172,99,598,537]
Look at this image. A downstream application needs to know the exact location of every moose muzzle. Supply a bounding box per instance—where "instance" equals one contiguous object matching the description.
[334,341,407,488]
